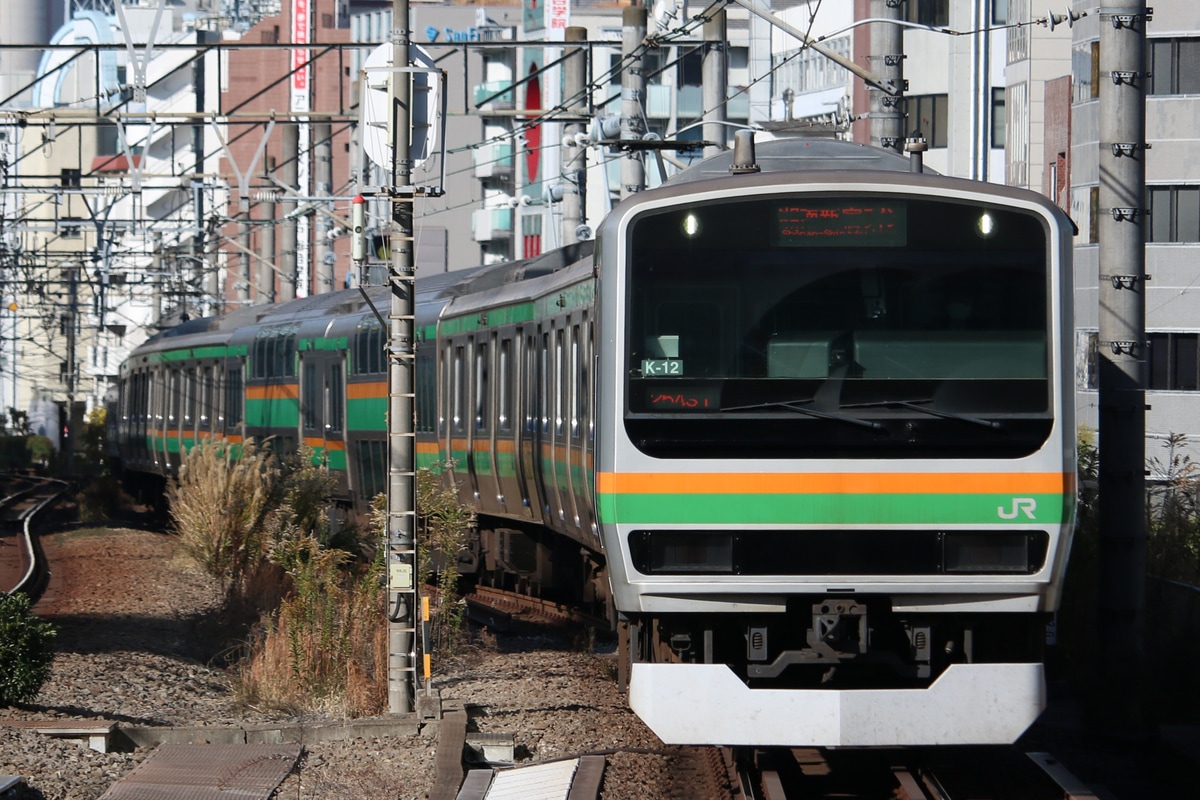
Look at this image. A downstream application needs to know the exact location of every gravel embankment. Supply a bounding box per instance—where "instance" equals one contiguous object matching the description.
[1,525,698,800]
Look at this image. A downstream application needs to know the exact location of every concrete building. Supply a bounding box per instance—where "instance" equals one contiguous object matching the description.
[4,2,223,427]
[1064,0,1200,465]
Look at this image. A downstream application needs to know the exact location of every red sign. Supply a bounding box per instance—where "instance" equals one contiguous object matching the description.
[292,0,309,93]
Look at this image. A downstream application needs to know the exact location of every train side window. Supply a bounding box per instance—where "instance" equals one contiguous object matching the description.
[474,340,489,433]
[328,364,344,434]
[541,333,551,435]
[524,334,537,434]
[452,344,465,434]
[570,325,580,438]
[355,439,386,502]
[200,367,213,428]
[303,361,319,432]
[168,370,179,426]
[153,369,163,424]
[225,365,244,428]
[184,370,196,427]
[498,337,512,432]
[586,320,595,441]
[439,342,451,436]
[353,319,386,375]
[555,327,565,436]
[214,369,224,428]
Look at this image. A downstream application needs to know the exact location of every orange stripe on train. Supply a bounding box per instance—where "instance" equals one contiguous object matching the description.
[596,472,1071,495]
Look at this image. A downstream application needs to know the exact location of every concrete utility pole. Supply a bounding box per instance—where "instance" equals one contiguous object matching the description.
[561,26,587,245]
[869,0,904,151]
[1097,3,1150,736]
[387,0,417,716]
[702,10,727,159]
[620,6,646,198]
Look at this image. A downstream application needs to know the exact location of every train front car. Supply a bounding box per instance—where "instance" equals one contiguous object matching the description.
[596,141,1075,747]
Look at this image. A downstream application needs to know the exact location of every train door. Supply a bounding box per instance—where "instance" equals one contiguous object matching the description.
[301,353,346,469]
[496,333,528,518]
[472,332,503,516]
[166,368,181,470]
[518,330,544,524]
[561,320,583,532]
[568,314,597,539]
[200,365,215,443]
[547,323,569,527]
[223,359,245,444]
[442,338,473,510]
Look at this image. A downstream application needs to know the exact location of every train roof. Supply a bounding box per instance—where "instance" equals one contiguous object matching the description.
[666,138,922,184]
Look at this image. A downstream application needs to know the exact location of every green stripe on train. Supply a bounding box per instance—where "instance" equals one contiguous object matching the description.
[245,399,299,428]
[347,397,387,431]
[149,344,247,363]
[596,492,1066,525]
[439,280,595,336]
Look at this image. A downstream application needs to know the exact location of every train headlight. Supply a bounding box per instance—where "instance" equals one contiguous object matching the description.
[681,213,702,238]
[976,211,996,239]
[942,532,1045,573]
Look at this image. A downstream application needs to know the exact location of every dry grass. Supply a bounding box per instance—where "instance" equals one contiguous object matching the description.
[168,439,278,595]
[169,444,472,717]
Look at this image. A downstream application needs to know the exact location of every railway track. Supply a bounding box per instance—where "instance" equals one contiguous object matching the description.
[731,745,1102,800]
[0,474,70,599]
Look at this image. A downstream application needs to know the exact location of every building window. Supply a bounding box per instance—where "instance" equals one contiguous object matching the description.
[905,0,949,28]
[992,88,1006,148]
[1073,41,1100,103]
[992,0,1009,25]
[1148,38,1200,95]
[1148,186,1200,243]
[1089,186,1100,244]
[1149,333,1200,391]
[1083,331,1200,391]
[907,94,948,148]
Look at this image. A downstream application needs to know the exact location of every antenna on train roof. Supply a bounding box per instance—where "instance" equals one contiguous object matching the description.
[729,130,761,175]
[905,135,928,174]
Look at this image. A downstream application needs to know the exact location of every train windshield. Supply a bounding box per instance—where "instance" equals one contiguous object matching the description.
[623,194,1055,459]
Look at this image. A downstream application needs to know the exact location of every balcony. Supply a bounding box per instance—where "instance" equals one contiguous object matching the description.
[472,207,513,242]
[473,81,515,112]
[473,142,514,179]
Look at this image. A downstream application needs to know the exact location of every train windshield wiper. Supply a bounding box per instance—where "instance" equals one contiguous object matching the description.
[842,399,1002,430]
[721,399,885,431]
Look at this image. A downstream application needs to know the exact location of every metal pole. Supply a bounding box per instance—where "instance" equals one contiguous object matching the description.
[387,0,416,716]
[702,10,727,159]
[1097,3,1149,737]
[259,155,277,303]
[314,121,334,294]
[561,26,586,245]
[620,6,646,199]
[237,194,252,305]
[869,0,904,152]
[280,124,299,301]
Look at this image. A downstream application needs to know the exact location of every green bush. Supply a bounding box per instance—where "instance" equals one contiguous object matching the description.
[0,593,57,706]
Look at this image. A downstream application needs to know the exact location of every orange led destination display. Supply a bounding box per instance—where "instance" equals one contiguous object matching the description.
[774,201,907,247]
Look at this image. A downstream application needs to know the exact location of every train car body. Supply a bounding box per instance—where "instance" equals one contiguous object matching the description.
[595,141,1075,747]
[113,138,1075,749]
